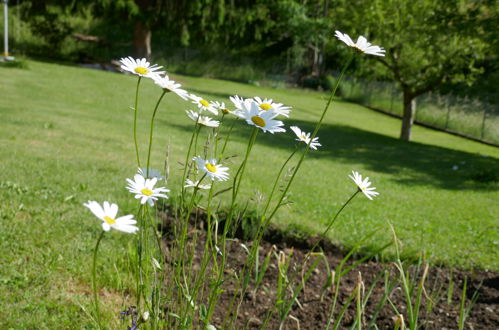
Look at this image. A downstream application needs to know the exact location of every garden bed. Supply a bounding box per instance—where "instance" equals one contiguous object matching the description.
[159,210,499,329]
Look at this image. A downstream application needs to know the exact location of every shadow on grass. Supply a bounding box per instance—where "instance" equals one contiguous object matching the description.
[162,116,499,191]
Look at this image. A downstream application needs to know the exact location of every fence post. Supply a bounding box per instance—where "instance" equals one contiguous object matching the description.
[444,98,451,129]
[480,107,487,140]
[3,0,9,57]
[390,86,395,113]
[367,83,372,107]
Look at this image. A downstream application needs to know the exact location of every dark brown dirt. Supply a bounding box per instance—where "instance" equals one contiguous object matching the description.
[159,211,499,329]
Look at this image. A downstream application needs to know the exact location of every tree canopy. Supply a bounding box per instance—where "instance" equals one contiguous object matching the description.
[330,0,494,139]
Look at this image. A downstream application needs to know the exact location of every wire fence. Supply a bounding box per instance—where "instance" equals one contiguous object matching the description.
[341,77,499,145]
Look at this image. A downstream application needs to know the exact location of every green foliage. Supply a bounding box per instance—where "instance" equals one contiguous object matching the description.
[335,0,491,93]
[301,75,323,90]
[4,2,103,60]
[30,8,71,49]
[163,55,264,83]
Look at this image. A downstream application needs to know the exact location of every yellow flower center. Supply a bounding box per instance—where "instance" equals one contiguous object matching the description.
[353,46,364,54]
[134,67,149,75]
[222,108,230,114]
[141,188,154,196]
[200,99,209,107]
[300,135,307,140]
[259,103,272,111]
[251,116,266,127]
[205,163,217,173]
[103,216,116,225]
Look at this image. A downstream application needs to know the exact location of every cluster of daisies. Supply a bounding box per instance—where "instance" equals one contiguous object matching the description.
[84,30,382,234]
[121,52,324,182]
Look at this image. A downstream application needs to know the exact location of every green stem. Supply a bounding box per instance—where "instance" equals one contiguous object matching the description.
[231,148,298,305]
[190,182,216,299]
[265,55,353,226]
[180,122,200,203]
[145,90,167,177]
[193,123,200,159]
[230,127,259,207]
[205,127,258,323]
[181,180,217,323]
[176,184,201,281]
[217,117,236,162]
[92,231,105,328]
[262,148,298,216]
[144,205,164,326]
[225,126,258,237]
[135,204,145,310]
[309,190,359,254]
[213,113,225,157]
[133,77,143,168]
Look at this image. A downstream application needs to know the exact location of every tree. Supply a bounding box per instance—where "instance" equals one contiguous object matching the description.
[268,0,331,76]
[95,0,163,60]
[334,0,491,140]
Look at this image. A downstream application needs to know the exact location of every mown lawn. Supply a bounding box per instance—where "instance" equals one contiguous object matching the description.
[0,59,497,328]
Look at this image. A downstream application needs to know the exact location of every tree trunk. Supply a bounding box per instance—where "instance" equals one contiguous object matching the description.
[311,43,320,77]
[133,22,152,60]
[318,0,329,77]
[400,89,416,141]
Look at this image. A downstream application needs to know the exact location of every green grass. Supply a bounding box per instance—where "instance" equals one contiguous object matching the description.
[0,59,498,327]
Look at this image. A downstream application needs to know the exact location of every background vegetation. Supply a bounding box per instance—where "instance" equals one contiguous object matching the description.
[2,1,498,101]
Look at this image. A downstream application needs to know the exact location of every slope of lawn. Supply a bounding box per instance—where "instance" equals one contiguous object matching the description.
[0,59,497,327]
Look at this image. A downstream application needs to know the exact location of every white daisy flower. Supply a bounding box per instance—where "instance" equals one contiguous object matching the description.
[189,94,218,115]
[334,31,385,57]
[126,173,169,206]
[83,201,138,233]
[253,96,292,117]
[193,156,230,181]
[211,101,232,115]
[230,95,291,117]
[186,110,220,127]
[229,95,246,110]
[348,171,379,200]
[290,126,321,150]
[152,74,189,100]
[229,95,247,117]
[184,179,212,190]
[138,167,164,180]
[238,100,285,134]
[119,56,165,78]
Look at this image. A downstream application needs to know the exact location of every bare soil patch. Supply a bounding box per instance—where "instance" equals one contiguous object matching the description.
[159,210,499,329]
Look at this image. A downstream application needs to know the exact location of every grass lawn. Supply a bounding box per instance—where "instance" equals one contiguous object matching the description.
[0,59,497,327]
